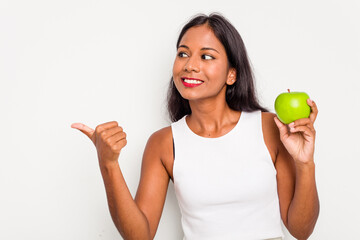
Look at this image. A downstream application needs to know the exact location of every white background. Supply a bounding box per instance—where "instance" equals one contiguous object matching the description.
[1,0,359,239]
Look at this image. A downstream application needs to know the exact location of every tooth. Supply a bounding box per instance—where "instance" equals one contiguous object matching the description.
[185,79,202,84]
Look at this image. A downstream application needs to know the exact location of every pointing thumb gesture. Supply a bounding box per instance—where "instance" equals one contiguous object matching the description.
[71,123,96,144]
[71,121,127,164]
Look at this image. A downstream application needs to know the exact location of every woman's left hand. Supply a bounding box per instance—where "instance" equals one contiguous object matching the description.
[274,99,318,164]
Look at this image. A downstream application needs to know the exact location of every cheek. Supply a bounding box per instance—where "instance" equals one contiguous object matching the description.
[206,64,229,83]
[172,61,182,89]
[172,59,182,77]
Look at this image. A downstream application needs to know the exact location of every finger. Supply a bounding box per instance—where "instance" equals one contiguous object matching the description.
[114,138,127,151]
[101,126,124,139]
[71,123,95,140]
[110,138,128,154]
[107,131,127,144]
[274,116,289,139]
[95,121,119,134]
[289,125,315,138]
[307,98,318,123]
[288,118,314,133]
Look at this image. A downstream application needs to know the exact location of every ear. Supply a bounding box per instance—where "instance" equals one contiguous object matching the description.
[226,68,237,85]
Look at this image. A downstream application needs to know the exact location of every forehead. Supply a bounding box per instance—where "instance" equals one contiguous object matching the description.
[179,25,225,52]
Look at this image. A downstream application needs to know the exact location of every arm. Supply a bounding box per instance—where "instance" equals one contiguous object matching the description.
[135,127,173,239]
[272,99,320,239]
[101,127,172,240]
[275,134,319,239]
[100,161,151,239]
[72,122,171,240]
[287,159,319,238]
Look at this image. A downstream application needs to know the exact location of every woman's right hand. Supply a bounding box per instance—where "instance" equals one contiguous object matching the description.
[71,121,127,164]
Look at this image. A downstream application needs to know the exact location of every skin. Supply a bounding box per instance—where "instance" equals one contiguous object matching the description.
[71,24,319,240]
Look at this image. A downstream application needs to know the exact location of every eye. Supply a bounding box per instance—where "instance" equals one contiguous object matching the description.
[202,54,214,60]
[178,52,189,58]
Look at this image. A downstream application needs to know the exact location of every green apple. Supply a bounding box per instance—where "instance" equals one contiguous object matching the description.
[274,89,311,124]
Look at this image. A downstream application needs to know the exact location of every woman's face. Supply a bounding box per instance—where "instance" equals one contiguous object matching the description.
[172,24,236,102]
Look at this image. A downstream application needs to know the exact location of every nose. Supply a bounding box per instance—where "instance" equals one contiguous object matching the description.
[184,56,200,73]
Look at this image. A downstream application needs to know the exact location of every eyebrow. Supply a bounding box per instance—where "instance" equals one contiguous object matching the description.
[178,45,219,53]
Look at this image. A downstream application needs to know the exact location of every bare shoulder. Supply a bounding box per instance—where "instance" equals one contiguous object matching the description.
[261,112,279,135]
[147,126,173,155]
[261,112,281,164]
[149,126,172,142]
[146,126,174,181]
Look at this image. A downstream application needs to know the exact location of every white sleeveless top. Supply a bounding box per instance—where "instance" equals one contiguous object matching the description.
[171,110,284,240]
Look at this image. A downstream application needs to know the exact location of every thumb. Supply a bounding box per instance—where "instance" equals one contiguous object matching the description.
[71,123,95,143]
[273,116,289,139]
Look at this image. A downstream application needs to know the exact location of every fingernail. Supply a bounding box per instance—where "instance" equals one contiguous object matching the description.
[290,127,295,131]
[289,122,295,128]
[71,123,81,129]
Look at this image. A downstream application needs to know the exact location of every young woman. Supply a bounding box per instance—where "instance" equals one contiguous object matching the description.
[72,13,319,240]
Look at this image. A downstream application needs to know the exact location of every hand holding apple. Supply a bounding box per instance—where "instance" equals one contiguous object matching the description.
[273,92,319,164]
[274,89,311,124]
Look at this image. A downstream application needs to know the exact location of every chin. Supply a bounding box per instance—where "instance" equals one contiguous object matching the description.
[178,92,197,101]
[175,87,198,101]
[181,94,212,102]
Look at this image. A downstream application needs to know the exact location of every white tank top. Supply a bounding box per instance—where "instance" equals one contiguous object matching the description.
[171,110,284,240]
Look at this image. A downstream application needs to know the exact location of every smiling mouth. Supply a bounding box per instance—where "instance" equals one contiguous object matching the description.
[181,77,204,87]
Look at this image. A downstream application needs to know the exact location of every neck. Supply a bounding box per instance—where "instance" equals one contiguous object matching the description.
[187,90,239,132]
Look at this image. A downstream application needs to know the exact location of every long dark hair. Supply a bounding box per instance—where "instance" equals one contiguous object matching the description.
[167,13,269,122]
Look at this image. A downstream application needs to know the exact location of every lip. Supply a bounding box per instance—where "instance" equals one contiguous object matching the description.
[181,77,204,88]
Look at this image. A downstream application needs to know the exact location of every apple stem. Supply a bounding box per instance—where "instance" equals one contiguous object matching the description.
[288,89,290,93]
